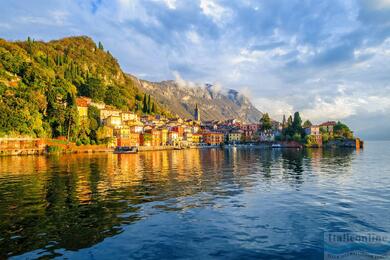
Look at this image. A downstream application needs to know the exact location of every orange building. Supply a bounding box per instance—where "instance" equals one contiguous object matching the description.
[117,133,140,147]
[171,126,184,138]
[141,129,161,146]
[202,132,224,145]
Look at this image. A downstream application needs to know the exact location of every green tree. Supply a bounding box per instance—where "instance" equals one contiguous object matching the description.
[287,115,293,127]
[87,106,101,142]
[293,133,302,142]
[292,112,302,132]
[98,41,104,51]
[303,120,312,128]
[104,85,128,110]
[147,94,151,113]
[142,94,148,113]
[79,77,106,101]
[96,126,113,144]
[260,113,272,132]
[334,121,353,139]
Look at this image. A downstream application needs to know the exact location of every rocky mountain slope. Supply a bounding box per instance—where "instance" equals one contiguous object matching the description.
[136,79,263,123]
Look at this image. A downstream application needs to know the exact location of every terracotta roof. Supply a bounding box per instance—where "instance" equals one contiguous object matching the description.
[76,98,89,107]
[320,121,336,126]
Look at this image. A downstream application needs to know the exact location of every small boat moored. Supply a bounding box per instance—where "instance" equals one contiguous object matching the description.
[114,146,138,154]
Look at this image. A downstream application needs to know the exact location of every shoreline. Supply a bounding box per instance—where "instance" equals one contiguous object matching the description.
[0,142,363,157]
[0,144,224,157]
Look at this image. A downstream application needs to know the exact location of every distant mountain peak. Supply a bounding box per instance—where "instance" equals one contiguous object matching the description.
[137,79,263,123]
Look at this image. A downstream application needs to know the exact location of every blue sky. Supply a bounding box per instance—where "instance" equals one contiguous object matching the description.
[1,0,389,139]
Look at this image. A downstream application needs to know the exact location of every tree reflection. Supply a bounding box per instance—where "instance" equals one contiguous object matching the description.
[0,147,356,258]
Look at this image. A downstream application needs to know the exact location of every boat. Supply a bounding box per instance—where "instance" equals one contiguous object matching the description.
[114,146,138,154]
[272,143,282,148]
[174,146,184,150]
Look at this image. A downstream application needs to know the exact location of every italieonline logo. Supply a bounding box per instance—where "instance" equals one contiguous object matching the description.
[324,232,390,260]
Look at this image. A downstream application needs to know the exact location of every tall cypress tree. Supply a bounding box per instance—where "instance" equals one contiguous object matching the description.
[142,95,148,113]
[98,41,104,50]
[147,95,151,113]
[292,112,302,133]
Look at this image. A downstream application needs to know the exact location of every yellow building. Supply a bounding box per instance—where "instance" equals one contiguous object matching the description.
[121,112,138,122]
[113,126,130,138]
[77,106,88,118]
[184,132,193,143]
[192,133,203,144]
[160,128,168,146]
[100,108,121,122]
[104,115,122,128]
[76,98,89,118]
[228,131,243,143]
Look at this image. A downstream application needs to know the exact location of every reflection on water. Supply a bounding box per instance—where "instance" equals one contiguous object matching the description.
[0,144,389,259]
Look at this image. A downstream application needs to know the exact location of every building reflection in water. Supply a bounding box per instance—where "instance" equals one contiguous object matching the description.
[0,147,356,258]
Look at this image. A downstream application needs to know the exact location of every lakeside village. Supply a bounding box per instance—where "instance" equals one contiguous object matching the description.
[0,96,363,155]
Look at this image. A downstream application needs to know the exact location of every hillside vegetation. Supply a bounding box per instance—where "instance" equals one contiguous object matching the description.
[0,36,169,139]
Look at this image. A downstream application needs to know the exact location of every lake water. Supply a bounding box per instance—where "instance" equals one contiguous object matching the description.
[1,142,389,259]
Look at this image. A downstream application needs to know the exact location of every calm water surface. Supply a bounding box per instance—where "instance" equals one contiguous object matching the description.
[0,142,390,259]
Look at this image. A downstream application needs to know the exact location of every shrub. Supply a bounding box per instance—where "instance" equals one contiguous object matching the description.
[81,137,90,145]
[47,145,63,153]
[76,139,82,146]
[293,133,302,142]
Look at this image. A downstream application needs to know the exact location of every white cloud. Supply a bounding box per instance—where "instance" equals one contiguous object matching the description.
[50,11,69,25]
[199,0,231,24]
[254,98,294,120]
[1,0,389,138]
[371,0,390,9]
[163,0,177,9]
[116,0,161,25]
[173,71,198,88]
[301,96,361,122]
[151,0,177,9]
[186,30,201,44]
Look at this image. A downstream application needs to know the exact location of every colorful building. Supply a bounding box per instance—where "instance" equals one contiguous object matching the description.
[170,126,184,138]
[228,131,243,143]
[168,131,179,145]
[104,115,122,128]
[141,129,161,146]
[320,121,336,134]
[160,128,168,145]
[184,132,193,143]
[117,133,140,147]
[113,126,130,138]
[121,112,138,122]
[203,132,224,145]
[304,125,321,136]
[192,133,203,144]
[76,98,89,118]
[100,108,121,122]
[304,125,323,146]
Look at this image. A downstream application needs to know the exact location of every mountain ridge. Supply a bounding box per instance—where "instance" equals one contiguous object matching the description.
[134,77,263,123]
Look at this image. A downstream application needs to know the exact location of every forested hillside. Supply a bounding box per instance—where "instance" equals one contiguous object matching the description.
[0,36,169,139]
